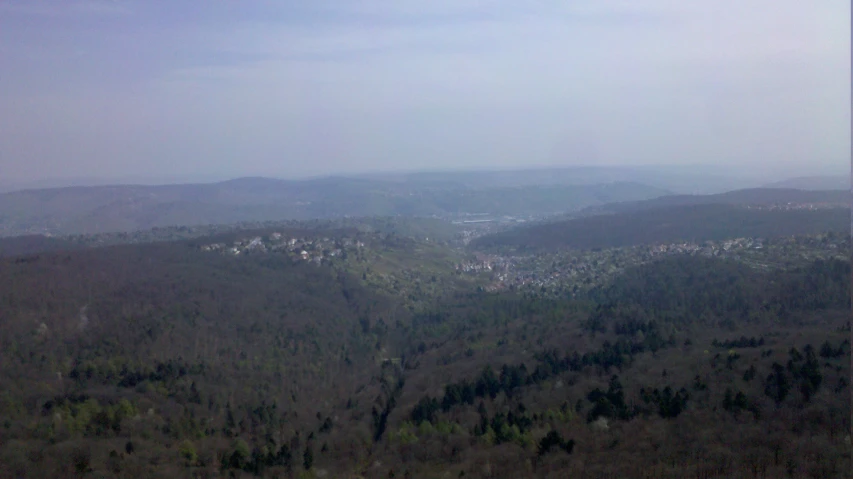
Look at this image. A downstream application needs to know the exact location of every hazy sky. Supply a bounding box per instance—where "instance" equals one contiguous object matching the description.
[0,0,849,182]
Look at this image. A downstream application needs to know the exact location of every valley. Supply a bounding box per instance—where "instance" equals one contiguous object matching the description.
[0,186,849,478]
[3,1,848,476]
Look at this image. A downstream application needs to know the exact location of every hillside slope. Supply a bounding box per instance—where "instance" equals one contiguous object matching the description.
[579,188,847,216]
[0,238,407,477]
[0,234,848,477]
[763,175,849,190]
[0,178,669,237]
[472,204,849,252]
[0,235,86,257]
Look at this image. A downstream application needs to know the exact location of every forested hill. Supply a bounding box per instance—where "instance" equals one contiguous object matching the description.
[0,177,669,237]
[0,232,849,477]
[0,239,398,364]
[391,255,849,478]
[0,234,86,257]
[471,204,849,252]
[762,176,849,190]
[587,255,850,328]
[0,216,461,258]
[0,238,408,477]
[580,188,848,216]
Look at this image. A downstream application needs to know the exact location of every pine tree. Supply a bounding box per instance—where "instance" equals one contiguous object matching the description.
[303,444,314,470]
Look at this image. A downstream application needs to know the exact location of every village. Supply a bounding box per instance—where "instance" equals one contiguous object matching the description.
[742,202,848,211]
[199,232,366,265]
[455,233,849,295]
[196,226,849,301]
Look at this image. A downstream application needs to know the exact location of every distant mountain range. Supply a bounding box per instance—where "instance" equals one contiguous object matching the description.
[762,175,849,190]
[473,204,849,252]
[473,188,850,252]
[2,167,845,238]
[3,164,816,195]
[578,188,848,216]
[357,165,767,193]
[0,175,671,237]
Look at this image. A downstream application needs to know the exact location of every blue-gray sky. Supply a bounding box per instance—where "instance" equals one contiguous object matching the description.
[0,0,848,182]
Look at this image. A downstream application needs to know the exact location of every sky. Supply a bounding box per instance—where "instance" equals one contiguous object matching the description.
[0,0,849,183]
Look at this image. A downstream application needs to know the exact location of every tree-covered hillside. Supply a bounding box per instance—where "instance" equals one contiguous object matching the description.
[0,229,848,478]
[580,188,848,216]
[0,239,406,478]
[472,204,849,252]
[0,234,85,257]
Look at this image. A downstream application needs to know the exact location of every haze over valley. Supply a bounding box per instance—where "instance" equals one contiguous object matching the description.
[0,1,849,478]
[0,176,849,477]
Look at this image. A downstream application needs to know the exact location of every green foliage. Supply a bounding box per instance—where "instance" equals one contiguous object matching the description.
[820,340,849,359]
[789,345,823,402]
[764,363,791,405]
[177,439,197,464]
[588,257,849,330]
[0,229,848,478]
[230,439,250,469]
[587,376,635,421]
[723,389,747,412]
[474,204,849,252]
[713,336,765,349]
[389,422,419,445]
[542,405,575,424]
[538,430,575,456]
[639,385,690,419]
[303,444,314,470]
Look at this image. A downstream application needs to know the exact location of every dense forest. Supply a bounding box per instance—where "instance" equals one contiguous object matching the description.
[579,188,848,215]
[0,235,85,258]
[0,224,849,478]
[472,204,850,252]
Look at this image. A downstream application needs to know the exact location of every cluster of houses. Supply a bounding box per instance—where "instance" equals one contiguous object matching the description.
[199,232,365,264]
[743,202,845,211]
[461,235,833,294]
[455,253,511,273]
[647,237,763,257]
